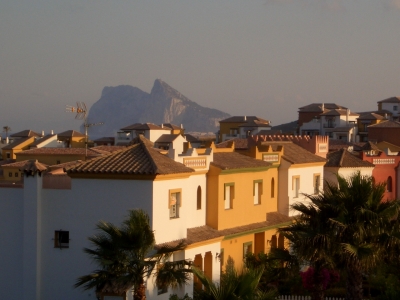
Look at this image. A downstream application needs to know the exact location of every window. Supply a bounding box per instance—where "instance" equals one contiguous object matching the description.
[56,160,61,164]
[54,230,69,248]
[387,176,393,192]
[394,105,398,111]
[8,172,12,177]
[6,152,10,159]
[157,264,168,295]
[169,189,181,219]
[15,172,19,178]
[197,186,202,210]
[270,235,277,248]
[313,174,321,194]
[271,178,275,198]
[278,234,285,249]
[293,176,300,198]
[224,183,234,209]
[253,180,263,205]
[243,242,252,258]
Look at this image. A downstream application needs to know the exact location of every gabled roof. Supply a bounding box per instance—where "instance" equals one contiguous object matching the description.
[16,147,107,156]
[30,134,57,147]
[298,103,347,112]
[376,141,400,152]
[57,130,86,138]
[267,142,326,164]
[211,152,271,170]
[320,109,359,117]
[368,120,400,128]
[91,145,126,153]
[2,137,34,150]
[120,123,170,131]
[10,130,41,138]
[360,141,381,152]
[326,149,374,168]
[160,123,182,130]
[357,112,387,120]
[377,96,400,103]
[155,134,181,143]
[1,160,28,168]
[219,116,269,124]
[20,160,49,175]
[65,135,194,175]
[239,119,271,128]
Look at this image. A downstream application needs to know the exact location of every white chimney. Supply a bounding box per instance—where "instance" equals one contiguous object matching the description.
[51,130,54,135]
[321,103,325,112]
[41,130,44,136]
[346,109,349,124]
[244,116,247,121]
[161,124,164,128]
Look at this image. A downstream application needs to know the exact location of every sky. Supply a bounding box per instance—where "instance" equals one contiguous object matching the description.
[1,0,400,135]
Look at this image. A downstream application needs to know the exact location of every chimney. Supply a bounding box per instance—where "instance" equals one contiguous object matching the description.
[41,130,44,136]
[346,109,349,125]
[244,116,247,121]
[161,124,164,128]
[321,103,325,112]
[180,124,183,129]
[51,130,54,135]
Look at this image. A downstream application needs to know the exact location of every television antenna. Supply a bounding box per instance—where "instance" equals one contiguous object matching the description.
[66,102,103,160]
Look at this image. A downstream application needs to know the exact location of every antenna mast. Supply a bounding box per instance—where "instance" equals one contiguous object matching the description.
[66,102,103,160]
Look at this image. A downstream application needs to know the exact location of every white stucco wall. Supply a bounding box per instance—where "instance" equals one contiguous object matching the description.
[279,159,324,216]
[152,173,207,244]
[0,186,24,300]
[324,167,373,187]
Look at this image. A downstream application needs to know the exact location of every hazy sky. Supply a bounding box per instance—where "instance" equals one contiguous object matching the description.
[1,0,400,135]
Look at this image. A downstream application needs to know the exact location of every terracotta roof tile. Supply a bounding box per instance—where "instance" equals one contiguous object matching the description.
[357,112,386,120]
[16,147,106,156]
[10,130,41,138]
[159,123,182,130]
[91,145,126,153]
[1,160,29,168]
[262,141,326,164]
[326,149,374,168]
[211,152,271,170]
[368,120,400,128]
[216,138,249,149]
[57,130,86,138]
[66,135,194,175]
[185,212,292,245]
[377,96,400,103]
[20,160,49,175]
[320,109,358,117]
[298,103,347,112]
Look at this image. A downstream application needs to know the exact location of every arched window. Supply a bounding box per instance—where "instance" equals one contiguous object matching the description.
[197,186,202,210]
[387,176,392,192]
[271,178,275,198]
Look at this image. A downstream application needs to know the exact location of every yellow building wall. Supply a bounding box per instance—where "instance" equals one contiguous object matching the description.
[207,165,278,231]
[70,137,86,148]
[1,137,35,160]
[220,228,284,271]
[2,167,23,181]
[219,122,242,140]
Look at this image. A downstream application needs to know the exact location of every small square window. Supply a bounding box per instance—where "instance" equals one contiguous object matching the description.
[56,160,61,165]
[15,172,19,177]
[8,172,12,177]
[54,230,69,248]
[394,106,398,111]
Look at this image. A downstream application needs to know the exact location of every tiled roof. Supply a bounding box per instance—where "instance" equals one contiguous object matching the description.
[185,212,292,245]
[2,137,33,150]
[219,116,269,123]
[377,96,400,103]
[1,160,29,168]
[298,103,347,112]
[20,160,49,175]
[238,119,271,128]
[183,134,200,143]
[16,147,107,156]
[326,149,374,168]
[91,145,126,153]
[121,123,170,131]
[216,138,249,149]
[155,134,181,143]
[376,141,400,152]
[49,160,83,170]
[120,123,142,130]
[10,130,41,138]
[57,130,86,138]
[368,120,400,128]
[160,123,182,130]
[30,134,57,146]
[211,152,271,170]
[357,112,386,120]
[328,139,354,151]
[359,141,381,152]
[262,141,326,164]
[65,135,194,175]
[320,109,358,117]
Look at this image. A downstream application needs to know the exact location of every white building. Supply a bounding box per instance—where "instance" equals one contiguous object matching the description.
[0,135,219,300]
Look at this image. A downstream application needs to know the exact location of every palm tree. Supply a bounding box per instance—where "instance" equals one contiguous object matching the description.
[75,209,191,300]
[279,172,400,300]
[192,258,277,300]
[3,126,11,138]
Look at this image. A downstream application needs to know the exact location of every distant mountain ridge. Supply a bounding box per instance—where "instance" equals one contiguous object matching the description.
[84,79,230,138]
